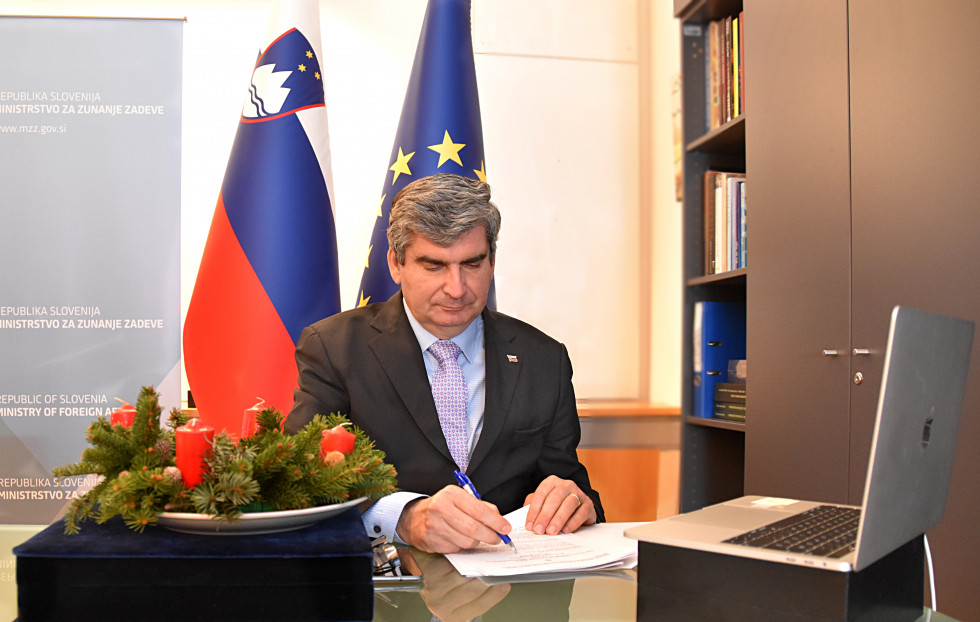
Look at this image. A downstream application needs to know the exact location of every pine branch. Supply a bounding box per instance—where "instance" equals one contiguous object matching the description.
[130,386,162,448]
[53,388,398,533]
[167,407,190,431]
[256,408,285,432]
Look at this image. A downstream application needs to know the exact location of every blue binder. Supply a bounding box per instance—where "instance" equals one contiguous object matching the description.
[693,301,746,418]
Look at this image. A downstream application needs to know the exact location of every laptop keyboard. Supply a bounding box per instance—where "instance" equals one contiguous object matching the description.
[723,505,860,558]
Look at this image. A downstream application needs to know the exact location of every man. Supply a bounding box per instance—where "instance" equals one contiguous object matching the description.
[287,173,602,554]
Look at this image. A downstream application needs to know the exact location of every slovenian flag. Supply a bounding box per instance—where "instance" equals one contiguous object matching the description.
[183,0,340,436]
[356,0,495,309]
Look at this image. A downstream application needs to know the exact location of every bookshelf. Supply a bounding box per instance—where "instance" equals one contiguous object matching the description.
[675,0,746,513]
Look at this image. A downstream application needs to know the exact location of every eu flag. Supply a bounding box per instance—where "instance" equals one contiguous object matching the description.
[183,0,340,437]
[356,0,495,309]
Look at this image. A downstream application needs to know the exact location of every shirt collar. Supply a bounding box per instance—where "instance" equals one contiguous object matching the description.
[402,297,483,364]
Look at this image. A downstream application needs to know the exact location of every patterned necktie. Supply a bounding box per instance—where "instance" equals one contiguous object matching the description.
[428,339,469,473]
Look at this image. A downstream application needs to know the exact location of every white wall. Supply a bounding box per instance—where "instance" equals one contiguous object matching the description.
[647,0,682,405]
[3,0,681,406]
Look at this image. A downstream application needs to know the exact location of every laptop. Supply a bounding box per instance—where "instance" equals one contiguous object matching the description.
[627,305,975,572]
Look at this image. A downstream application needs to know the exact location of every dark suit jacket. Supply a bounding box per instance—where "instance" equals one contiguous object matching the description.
[286,293,603,520]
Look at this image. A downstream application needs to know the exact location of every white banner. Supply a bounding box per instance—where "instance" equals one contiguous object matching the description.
[0,16,183,525]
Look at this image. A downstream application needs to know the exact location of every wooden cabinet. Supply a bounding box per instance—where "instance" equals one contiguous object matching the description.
[742,0,853,504]
[848,4,980,618]
[740,0,980,618]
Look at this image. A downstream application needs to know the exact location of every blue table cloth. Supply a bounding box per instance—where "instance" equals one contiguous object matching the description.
[13,507,372,621]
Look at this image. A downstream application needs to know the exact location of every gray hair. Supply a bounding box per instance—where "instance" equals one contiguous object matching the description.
[387,173,501,265]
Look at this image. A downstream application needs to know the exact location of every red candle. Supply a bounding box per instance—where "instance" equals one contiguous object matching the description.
[175,417,214,488]
[110,401,136,428]
[240,398,265,440]
[320,424,355,458]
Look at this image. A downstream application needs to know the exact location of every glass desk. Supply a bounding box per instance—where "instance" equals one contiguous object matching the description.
[3,523,960,622]
[373,549,958,622]
[373,550,636,622]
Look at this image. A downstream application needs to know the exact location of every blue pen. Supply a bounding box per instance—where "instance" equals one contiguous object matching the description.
[454,470,518,553]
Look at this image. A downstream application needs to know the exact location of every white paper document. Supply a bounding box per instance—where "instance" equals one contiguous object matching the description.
[445,505,641,578]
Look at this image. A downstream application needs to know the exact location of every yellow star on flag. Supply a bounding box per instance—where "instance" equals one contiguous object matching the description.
[357,291,371,307]
[428,130,466,167]
[389,147,415,184]
[377,193,386,218]
[306,50,313,59]
[473,160,487,182]
[298,64,307,72]
[364,245,373,269]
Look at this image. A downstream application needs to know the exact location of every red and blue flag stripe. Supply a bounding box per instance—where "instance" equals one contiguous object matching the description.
[183,1,340,436]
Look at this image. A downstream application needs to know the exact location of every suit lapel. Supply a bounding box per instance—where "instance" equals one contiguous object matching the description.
[368,294,455,464]
[469,308,522,472]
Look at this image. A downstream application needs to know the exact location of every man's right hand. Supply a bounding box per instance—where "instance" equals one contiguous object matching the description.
[395,485,513,554]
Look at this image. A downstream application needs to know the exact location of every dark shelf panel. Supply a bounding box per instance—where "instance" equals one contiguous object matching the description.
[687,116,745,155]
[675,0,743,23]
[685,416,746,433]
[687,267,747,288]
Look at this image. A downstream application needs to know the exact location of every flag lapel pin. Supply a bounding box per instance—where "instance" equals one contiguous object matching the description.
[506,354,519,363]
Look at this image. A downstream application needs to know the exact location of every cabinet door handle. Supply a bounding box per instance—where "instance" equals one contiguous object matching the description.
[822,349,839,357]
[853,348,870,356]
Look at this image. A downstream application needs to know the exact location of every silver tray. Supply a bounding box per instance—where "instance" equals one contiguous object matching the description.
[156,497,365,535]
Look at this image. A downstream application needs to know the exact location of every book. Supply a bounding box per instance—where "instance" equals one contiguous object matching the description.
[732,15,740,118]
[693,301,747,418]
[708,20,721,130]
[727,176,737,270]
[738,180,747,268]
[738,11,745,116]
[722,16,732,124]
[714,382,746,404]
[715,173,726,272]
[703,13,745,131]
[704,171,717,274]
[713,401,746,422]
[702,171,747,275]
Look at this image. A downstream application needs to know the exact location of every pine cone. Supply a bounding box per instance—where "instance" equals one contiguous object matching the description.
[154,438,173,459]
[163,466,183,484]
[322,451,345,467]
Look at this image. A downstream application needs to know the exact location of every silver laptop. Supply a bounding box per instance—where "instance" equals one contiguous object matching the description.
[627,306,975,572]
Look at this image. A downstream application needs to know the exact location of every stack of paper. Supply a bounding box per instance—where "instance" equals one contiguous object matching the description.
[445,505,641,578]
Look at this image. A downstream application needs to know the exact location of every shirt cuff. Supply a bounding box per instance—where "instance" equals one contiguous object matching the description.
[361,491,426,543]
